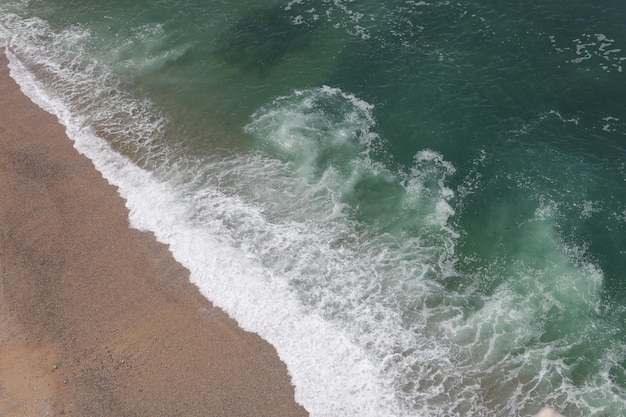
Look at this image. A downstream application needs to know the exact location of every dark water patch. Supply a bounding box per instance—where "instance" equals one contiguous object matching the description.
[216,4,318,76]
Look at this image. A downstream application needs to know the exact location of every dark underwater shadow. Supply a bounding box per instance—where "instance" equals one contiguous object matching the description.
[215,4,319,77]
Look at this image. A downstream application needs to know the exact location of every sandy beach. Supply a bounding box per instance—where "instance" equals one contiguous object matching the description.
[0,49,307,416]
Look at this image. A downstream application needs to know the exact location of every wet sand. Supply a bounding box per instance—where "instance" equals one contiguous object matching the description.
[0,49,307,417]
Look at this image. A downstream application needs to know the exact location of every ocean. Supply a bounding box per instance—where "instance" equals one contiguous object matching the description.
[1,1,625,415]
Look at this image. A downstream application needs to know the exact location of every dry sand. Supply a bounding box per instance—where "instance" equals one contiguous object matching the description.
[0,50,308,417]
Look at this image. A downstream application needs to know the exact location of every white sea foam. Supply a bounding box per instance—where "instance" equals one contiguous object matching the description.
[549,33,626,73]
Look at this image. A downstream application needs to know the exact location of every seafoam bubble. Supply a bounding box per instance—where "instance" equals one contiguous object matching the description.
[600,115,625,134]
[549,33,626,73]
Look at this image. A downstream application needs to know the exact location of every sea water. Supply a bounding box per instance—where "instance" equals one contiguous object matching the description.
[1,1,625,416]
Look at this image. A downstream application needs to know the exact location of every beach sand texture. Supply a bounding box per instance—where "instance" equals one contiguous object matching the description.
[0,50,307,416]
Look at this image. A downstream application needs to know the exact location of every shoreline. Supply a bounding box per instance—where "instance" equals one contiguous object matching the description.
[0,49,307,416]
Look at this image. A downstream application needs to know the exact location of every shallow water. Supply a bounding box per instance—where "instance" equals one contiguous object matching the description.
[2,1,625,415]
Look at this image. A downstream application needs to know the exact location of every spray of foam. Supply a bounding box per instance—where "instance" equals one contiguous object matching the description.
[242,87,626,416]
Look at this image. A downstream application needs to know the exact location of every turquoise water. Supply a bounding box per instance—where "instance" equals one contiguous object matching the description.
[2,1,626,415]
